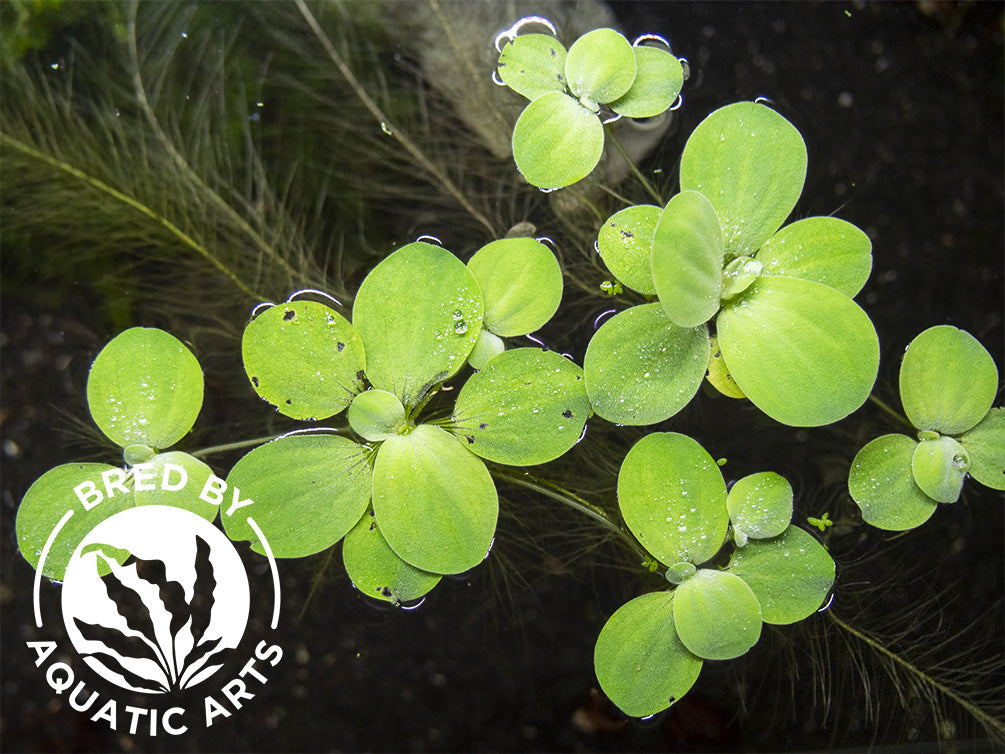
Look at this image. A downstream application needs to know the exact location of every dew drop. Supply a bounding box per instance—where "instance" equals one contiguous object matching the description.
[454,321,468,334]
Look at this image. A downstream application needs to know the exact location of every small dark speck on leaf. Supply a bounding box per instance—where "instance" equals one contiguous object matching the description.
[283,309,296,321]
[369,522,377,531]
[478,423,488,430]
[356,370,366,381]
[562,409,573,419]
[286,399,292,405]
[620,229,634,239]
[337,341,345,352]
[252,376,259,387]
[465,435,475,444]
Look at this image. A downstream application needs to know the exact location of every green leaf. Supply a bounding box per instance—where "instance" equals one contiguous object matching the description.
[593,591,702,718]
[899,325,998,436]
[912,435,969,503]
[87,327,203,449]
[223,434,372,558]
[726,472,793,545]
[343,509,442,604]
[596,204,660,295]
[564,28,636,104]
[959,408,1005,491]
[449,348,590,466]
[848,434,939,530]
[617,432,728,566]
[372,424,498,574]
[584,303,709,426]
[728,525,835,625]
[757,216,872,298]
[512,92,604,189]
[496,33,567,101]
[609,45,683,118]
[16,463,134,580]
[467,328,506,371]
[680,101,807,260]
[347,389,406,442]
[716,276,879,426]
[131,451,217,522]
[466,237,563,337]
[352,242,483,408]
[242,300,366,421]
[673,569,762,660]
[651,190,725,327]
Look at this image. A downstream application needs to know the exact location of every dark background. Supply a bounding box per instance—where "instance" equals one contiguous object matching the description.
[2,1,1002,751]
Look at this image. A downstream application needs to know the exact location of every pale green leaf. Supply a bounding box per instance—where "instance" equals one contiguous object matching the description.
[450,348,589,466]
[564,28,636,104]
[512,92,604,189]
[343,509,442,604]
[609,45,683,118]
[584,303,709,425]
[728,525,835,624]
[726,472,793,544]
[223,434,372,557]
[466,237,563,337]
[372,424,498,574]
[16,463,134,580]
[131,451,217,521]
[596,204,659,295]
[899,325,998,436]
[680,101,807,260]
[757,216,872,298]
[617,432,728,566]
[242,300,365,421]
[467,328,506,370]
[848,434,938,530]
[673,569,762,660]
[352,242,483,408]
[347,389,405,442]
[594,591,702,717]
[912,435,969,503]
[959,407,1005,491]
[716,276,879,426]
[496,33,567,101]
[87,327,203,449]
[651,190,725,327]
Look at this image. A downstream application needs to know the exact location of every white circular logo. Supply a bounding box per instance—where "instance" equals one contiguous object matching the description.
[61,506,250,694]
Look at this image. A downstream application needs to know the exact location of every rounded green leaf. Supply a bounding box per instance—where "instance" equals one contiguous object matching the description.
[848,434,938,530]
[609,45,683,118]
[512,92,604,189]
[584,303,709,426]
[899,325,998,436]
[242,301,365,421]
[728,525,835,625]
[223,434,372,558]
[594,591,702,718]
[496,33,567,101]
[347,389,405,442]
[16,463,135,580]
[564,28,636,104]
[372,424,498,574]
[757,216,872,298]
[596,204,660,295]
[716,276,879,427]
[726,472,793,544]
[617,432,728,566]
[352,242,483,408]
[343,509,442,604]
[959,407,1005,490]
[450,348,590,466]
[912,435,969,503]
[673,569,762,660]
[651,190,725,327]
[466,237,563,337]
[680,101,807,260]
[130,451,217,522]
[87,327,203,449]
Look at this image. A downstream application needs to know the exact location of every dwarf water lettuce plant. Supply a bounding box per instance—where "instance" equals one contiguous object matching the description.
[227,237,589,604]
[585,101,880,427]
[593,432,835,717]
[16,328,219,581]
[849,325,1003,530]
[495,19,684,189]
